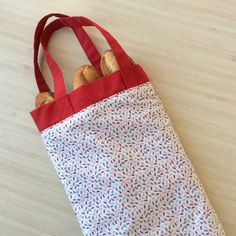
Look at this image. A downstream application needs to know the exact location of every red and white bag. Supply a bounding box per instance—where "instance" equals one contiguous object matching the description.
[31,14,225,236]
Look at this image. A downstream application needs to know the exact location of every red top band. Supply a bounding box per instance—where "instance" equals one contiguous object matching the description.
[30,13,149,132]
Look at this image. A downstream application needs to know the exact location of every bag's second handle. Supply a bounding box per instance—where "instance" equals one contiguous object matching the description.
[40,16,134,99]
[34,13,102,94]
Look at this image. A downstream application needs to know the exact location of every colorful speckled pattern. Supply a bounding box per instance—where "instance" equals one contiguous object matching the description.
[41,82,225,236]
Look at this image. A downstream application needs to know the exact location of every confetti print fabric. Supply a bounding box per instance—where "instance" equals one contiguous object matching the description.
[41,82,225,236]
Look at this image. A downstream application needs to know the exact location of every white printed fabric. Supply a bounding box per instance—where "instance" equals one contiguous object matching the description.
[41,82,225,236]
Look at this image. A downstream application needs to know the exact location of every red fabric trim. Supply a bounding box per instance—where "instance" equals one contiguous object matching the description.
[31,14,149,132]
[30,64,149,132]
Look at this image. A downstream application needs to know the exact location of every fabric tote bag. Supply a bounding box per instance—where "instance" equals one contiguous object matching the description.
[30,13,225,236]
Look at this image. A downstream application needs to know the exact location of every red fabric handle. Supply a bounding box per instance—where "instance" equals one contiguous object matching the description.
[40,16,133,99]
[34,13,66,93]
[34,13,101,94]
[59,16,131,68]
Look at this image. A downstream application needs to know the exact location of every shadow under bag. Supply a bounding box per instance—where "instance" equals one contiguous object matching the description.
[30,13,225,236]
